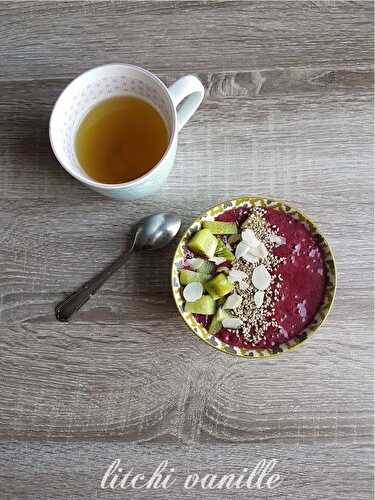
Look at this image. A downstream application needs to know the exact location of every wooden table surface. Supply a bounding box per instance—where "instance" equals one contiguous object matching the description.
[0,1,373,498]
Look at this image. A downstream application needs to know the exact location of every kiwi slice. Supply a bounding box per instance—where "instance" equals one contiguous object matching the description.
[185,295,216,315]
[204,273,234,300]
[185,258,215,274]
[215,239,235,261]
[208,307,229,334]
[199,260,215,274]
[187,229,218,258]
[179,269,212,285]
[202,221,238,234]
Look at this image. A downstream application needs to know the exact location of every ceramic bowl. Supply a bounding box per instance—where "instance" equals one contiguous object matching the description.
[171,196,337,358]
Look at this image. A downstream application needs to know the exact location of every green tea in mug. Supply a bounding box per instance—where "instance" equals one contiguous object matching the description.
[75,96,169,184]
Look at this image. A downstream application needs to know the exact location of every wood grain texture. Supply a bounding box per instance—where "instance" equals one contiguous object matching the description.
[0,441,373,499]
[0,0,373,79]
[0,1,373,499]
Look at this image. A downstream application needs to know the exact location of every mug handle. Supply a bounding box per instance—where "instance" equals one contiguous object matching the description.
[168,75,205,132]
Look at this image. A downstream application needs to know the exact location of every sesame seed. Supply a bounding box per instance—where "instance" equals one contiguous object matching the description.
[230,206,286,344]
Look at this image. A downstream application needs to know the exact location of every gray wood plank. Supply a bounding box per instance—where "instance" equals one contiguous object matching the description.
[0,1,373,80]
[0,319,373,441]
[0,441,373,499]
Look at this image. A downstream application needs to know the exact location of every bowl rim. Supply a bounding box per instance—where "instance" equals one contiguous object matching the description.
[171,195,337,359]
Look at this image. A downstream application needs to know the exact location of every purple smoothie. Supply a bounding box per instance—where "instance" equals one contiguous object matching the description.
[191,207,326,349]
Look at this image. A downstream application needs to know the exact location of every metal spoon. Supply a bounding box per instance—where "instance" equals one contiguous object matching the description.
[55,212,181,322]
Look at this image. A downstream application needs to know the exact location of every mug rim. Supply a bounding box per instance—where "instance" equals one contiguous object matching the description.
[49,63,177,190]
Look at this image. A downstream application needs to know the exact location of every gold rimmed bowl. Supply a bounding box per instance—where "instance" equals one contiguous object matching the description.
[171,196,337,358]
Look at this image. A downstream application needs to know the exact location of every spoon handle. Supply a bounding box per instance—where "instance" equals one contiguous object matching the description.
[55,248,134,322]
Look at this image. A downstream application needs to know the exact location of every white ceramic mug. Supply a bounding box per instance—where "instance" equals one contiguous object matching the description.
[49,64,204,200]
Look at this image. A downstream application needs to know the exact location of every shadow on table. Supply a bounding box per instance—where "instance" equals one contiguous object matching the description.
[113,239,179,326]
[74,242,180,328]
[1,79,100,200]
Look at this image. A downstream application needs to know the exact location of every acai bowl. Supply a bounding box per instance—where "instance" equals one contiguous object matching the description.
[171,197,336,358]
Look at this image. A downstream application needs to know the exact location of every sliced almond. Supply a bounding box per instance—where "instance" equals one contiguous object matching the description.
[235,241,250,259]
[247,241,268,259]
[242,252,259,264]
[222,318,243,329]
[228,269,248,282]
[254,290,265,308]
[252,264,272,291]
[223,292,243,310]
[183,282,203,302]
[242,228,260,247]
[185,257,204,271]
[209,256,227,265]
